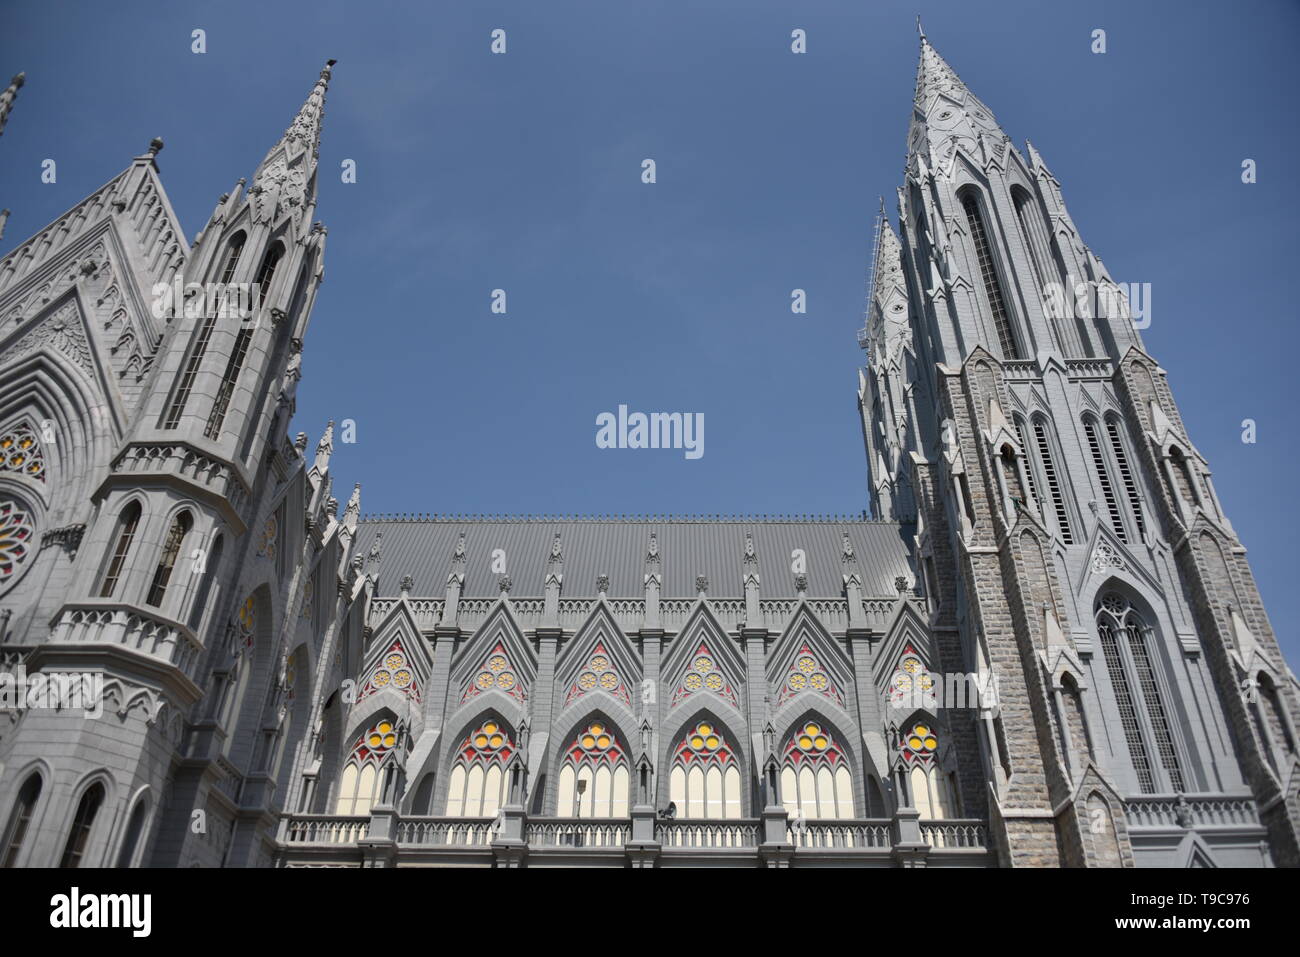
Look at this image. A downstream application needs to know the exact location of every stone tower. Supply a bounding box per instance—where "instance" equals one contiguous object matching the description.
[0,61,367,869]
[859,31,1300,866]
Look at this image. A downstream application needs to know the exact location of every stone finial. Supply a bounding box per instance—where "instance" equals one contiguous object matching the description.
[794,573,809,594]
[550,532,563,560]
[148,137,164,156]
[400,574,414,595]
[596,573,609,595]
[695,574,709,596]
[842,533,856,561]
[498,574,513,594]
[0,208,8,243]
[895,575,910,594]
[647,531,659,560]
[454,531,466,558]
[313,420,335,475]
[341,483,361,531]
[294,431,308,453]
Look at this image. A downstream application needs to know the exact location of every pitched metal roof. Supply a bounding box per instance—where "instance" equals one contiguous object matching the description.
[353,516,916,600]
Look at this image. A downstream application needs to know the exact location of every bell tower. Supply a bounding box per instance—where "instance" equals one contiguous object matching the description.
[862,30,1298,867]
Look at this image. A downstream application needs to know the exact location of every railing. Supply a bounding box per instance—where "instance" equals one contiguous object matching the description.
[656,820,760,849]
[525,818,630,848]
[395,816,496,847]
[51,602,204,677]
[788,820,891,849]
[277,813,993,856]
[1001,360,1040,381]
[1065,358,1114,380]
[920,820,988,849]
[283,814,370,845]
[1123,795,1259,829]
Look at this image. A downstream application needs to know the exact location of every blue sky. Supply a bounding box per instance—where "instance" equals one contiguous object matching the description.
[2,0,1297,661]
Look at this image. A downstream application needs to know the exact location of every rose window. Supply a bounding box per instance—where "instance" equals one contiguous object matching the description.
[0,426,44,482]
[569,644,627,705]
[0,499,34,584]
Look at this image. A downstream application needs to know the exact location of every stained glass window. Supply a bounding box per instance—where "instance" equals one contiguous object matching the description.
[779,643,844,707]
[463,642,525,704]
[256,513,278,559]
[780,721,854,820]
[557,721,630,818]
[334,719,401,816]
[565,643,629,707]
[237,593,256,651]
[0,499,33,586]
[672,642,737,708]
[889,651,935,707]
[0,425,45,482]
[358,639,421,704]
[899,721,954,819]
[445,719,514,817]
[668,721,742,819]
[300,576,315,620]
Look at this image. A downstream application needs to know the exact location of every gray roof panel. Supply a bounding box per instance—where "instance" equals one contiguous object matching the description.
[352,517,916,599]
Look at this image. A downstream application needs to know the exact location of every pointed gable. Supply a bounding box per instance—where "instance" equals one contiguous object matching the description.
[557,600,640,710]
[452,600,536,706]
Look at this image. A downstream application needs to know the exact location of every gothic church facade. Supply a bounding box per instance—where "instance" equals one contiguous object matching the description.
[0,37,1296,868]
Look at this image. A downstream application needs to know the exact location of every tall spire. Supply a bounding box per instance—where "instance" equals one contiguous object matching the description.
[249,59,335,225]
[0,72,24,136]
[864,211,909,364]
[907,35,1006,178]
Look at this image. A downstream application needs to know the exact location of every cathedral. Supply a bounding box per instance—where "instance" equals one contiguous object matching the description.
[0,33,1296,870]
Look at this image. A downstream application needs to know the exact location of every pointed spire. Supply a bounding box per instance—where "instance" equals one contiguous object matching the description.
[907,34,1005,178]
[0,72,25,137]
[313,419,334,474]
[250,59,335,226]
[342,482,361,532]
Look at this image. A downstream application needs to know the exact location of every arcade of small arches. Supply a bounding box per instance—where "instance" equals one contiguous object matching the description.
[329,709,958,823]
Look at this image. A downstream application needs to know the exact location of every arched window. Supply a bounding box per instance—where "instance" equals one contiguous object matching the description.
[1095,593,1184,793]
[780,721,854,821]
[187,534,223,630]
[961,190,1021,360]
[556,721,630,818]
[1012,417,1040,505]
[161,233,245,430]
[335,719,401,816]
[217,231,247,285]
[204,330,253,439]
[1083,417,1127,542]
[146,511,193,607]
[444,719,514,818]
[900,720,955,819]
[59,782,105,868]
[254,242,284,308]
[2,774,42,867]
[1105,416,1146,539]
[116,798,149,868]
[1030,417,1073,543]
[668,720,742,819]
[99,502,142,598]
